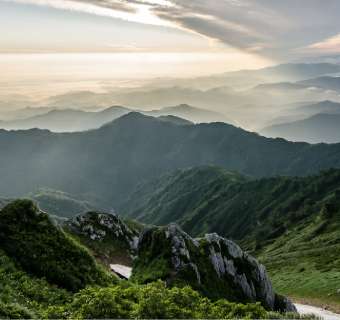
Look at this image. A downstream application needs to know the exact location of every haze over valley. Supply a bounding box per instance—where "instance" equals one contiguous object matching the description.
[3,1,340,319]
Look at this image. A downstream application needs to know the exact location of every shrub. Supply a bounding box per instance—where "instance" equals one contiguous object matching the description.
[43,280,269,319]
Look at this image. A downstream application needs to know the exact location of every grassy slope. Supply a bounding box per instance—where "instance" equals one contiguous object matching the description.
[117,165,340,240]
[239,202,340,312]
[0,199,121,319]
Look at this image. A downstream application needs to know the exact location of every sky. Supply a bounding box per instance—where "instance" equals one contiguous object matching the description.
[1,0,340,95]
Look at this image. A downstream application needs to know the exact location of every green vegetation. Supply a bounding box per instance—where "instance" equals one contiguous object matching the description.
[0,200,118,293]
[239,200,340,310]
[132,225,272,309]
[0,248,72,319]
[117,165,340,240]
[0,199,287,319]
[2,112,340,203]
[43,280,269,319]
[0,188,113,222]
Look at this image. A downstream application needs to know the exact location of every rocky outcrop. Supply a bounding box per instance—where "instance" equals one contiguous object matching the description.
[277,294,297,313]
[63,211,140,257]
[134,223,295,312]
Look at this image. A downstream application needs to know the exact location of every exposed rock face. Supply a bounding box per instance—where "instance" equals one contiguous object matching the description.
[63,211,140,262]
[65,211,136,242]
[134,223,293,312]
[277,294,297,313]
[204,232,275,310]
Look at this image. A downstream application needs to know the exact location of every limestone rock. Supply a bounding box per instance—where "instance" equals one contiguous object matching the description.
[63,211,139,253]
[277,294,297,312]
[135,223,277,310]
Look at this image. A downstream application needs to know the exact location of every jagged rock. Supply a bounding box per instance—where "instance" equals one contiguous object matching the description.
[277,294,297,312]
[130,236,139,250]
[224,258,237,277]
[223,239,244,258]
[253,264,275,310]
[138,226,156,249]
[63,211,140,254]
[189,262,201,284]
[134,223,277,310]
[209,246,225,277]
[235,274,256,302]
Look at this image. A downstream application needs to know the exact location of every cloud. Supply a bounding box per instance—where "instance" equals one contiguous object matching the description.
[296,34,340,54]
[2,0,172,25]
[149,0,340,58]
[325,57,340,65]
[4,0,340,59]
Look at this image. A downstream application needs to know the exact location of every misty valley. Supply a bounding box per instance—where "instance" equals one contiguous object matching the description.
[2,59,340,319]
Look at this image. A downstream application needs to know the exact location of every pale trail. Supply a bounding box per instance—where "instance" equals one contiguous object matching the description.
[295,303,340,319]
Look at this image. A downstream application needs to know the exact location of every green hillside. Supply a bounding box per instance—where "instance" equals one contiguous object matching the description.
[117,165,340,240]
[240,202,340,312]
[0,188,113,222]
[0,200,118,293]
[117,165,340,310]
[0,199,291,319]
[2,113,340,203]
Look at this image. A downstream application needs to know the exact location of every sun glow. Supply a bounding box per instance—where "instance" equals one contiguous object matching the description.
[2,0,173,26]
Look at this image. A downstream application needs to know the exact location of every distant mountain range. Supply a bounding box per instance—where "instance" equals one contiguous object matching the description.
[0,104,233,132]
[223,63,340,82]
[1,112,340,202]
[259,113,340,144]
[296,76,340,93]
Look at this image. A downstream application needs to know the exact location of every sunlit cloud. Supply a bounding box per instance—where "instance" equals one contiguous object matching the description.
[246,44,264,52]
[296,34,340,54]
[1,0,173,26]
[3,0,340,59]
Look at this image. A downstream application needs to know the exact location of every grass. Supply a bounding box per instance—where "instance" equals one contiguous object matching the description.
[241,202,340,312]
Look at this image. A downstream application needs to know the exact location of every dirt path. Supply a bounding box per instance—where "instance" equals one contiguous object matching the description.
[295,303,340,319]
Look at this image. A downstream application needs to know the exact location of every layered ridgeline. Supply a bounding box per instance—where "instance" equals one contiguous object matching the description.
[2,112,340,203]
[0,104,230,132]
[0,199,304,319]
[117,165,340,240]
[260,113,340,144]
[0,187,112,222]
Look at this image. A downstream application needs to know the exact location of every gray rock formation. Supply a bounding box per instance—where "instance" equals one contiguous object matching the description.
[277,294,297,312]
[64,211,138,245]
[136,224,294,312]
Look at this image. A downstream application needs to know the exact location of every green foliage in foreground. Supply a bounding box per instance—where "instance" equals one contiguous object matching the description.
[0,249,72,319]
[0,246,269,320]
[0,200,119,292]
[44,280,269,319]
[0,244,319,320]
[117,165,340,240]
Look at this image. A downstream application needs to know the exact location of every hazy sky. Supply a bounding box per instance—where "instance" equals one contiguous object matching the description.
[1,0,340,94]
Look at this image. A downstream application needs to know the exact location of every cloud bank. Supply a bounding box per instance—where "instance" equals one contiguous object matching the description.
[4,0,340,58]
